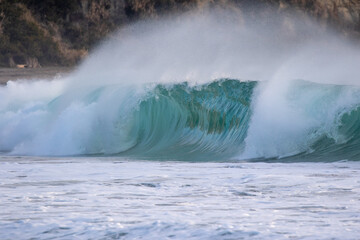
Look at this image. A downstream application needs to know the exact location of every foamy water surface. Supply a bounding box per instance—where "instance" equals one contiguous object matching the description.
[1,157,359,239]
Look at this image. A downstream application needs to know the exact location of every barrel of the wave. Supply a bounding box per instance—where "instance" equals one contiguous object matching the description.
[121,79,257,161]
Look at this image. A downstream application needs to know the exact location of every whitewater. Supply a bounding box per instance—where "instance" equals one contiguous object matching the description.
[1,9,360,239]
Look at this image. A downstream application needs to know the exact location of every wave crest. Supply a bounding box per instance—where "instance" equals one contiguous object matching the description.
[2,79,360,161]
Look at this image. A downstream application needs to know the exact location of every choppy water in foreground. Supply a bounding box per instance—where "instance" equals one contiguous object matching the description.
[1,157,359,239]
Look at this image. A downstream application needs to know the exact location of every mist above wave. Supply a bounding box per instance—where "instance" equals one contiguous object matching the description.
[69,7,360,87]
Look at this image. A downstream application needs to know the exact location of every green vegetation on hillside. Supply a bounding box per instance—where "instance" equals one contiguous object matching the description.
[0,1,64,66]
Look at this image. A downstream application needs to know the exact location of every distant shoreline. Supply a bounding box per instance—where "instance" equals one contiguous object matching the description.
[0,67,73,85]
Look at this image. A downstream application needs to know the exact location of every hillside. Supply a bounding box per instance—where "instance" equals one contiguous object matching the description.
[0,0,359,67]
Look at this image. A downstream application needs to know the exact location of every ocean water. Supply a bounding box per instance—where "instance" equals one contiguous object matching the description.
[1,9,360,240]
[2,79,360,161]
[1,157,360,240]
[1,79,360,239]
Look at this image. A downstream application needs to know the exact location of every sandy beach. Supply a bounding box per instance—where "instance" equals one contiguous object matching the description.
[0,67,73,84]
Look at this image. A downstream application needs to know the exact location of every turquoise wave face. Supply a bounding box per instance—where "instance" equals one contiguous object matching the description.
[281,106,360,162]
[1,79,360,161]
[122,80,256,160]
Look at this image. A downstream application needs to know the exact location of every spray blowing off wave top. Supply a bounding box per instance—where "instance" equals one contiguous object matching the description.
[2,79,360,161]
[1,9,360,161]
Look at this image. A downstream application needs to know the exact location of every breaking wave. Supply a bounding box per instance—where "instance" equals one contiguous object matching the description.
[1,78,360,161]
